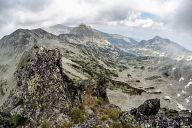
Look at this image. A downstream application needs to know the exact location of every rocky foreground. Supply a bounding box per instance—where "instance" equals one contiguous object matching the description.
[0,47,192,128]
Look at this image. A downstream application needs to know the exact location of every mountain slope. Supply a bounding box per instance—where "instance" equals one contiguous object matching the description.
[44,24,138,48]
[0,25,141,106]
[43,24,192,61]
[127,36,192,60]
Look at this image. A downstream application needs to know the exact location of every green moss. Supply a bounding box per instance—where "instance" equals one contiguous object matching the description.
[70,108,86,124]
[100,115,109,121]
[110,80,145,95]
[62,121,73,128]
[91,125,99,128]
[162,108,179,118]
[41,120,51,128]
[71,58,118,79]
[9,115,27,128]
[104,108,120,121]
[112,122,122,128]
[122,115,140,128]
[91,107,97,113]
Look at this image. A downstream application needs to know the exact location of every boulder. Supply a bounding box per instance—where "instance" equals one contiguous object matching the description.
[136,98,160,116]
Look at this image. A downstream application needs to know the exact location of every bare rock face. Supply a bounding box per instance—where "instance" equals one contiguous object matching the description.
[15,47,83,123]
[0,112,11,127]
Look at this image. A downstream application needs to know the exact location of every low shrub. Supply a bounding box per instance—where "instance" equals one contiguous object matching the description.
[104,108,120,121]
[9,115,27,128]
[70,108,86,124]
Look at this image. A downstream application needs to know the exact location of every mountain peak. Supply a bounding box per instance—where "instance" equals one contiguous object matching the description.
[32,28,53,35]
[153,36,162,40]
[77,23,92,30]
[10,29,30,35]
[70,24,102,39]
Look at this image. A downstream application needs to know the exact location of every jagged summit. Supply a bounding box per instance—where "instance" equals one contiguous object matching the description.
[43,24,139,48]
[153,36,164,40]
[11,28,30,34]
[140,36,171,45]
[70,24,102,39]
[77,24,92,30]
[0,29,33,49]
[0,28,57,48]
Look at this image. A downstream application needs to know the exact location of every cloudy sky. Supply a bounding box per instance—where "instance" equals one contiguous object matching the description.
[0,0,192,50]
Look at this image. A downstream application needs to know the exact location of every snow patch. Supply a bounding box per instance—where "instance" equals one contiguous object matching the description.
[182,90,187,94]
[176,55,192,61]
[40,47,44,51]
[185,98,190,103]
[179,77,185,82]
[164,96,171,100]
[177,103,187,110]
[177,94,181,97]
[185,81,192,88]
[172,67,176,71]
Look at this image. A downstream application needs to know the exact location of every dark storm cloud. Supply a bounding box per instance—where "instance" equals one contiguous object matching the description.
[172,0,192,34]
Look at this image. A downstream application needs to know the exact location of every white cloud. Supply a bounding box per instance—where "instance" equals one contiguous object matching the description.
[0,0,181,31]
[118,11,164,29]
[1,0,192,51]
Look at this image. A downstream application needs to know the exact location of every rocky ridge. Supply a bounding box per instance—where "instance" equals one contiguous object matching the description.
[0,47,122,127]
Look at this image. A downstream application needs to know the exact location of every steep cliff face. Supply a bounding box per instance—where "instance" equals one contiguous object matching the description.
[0,47,84,126]
[16,47,83,122]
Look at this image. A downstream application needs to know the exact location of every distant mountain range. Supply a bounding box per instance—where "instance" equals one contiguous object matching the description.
[44,24,192,61]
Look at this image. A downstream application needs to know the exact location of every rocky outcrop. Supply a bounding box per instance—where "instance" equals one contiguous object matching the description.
[15,47,84,123]
[120,99,192,127]
[0,112,11,127]
[0,47,122,127]
[0,47,84,127]
[120,98,160,127]
[135,98,160,116]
